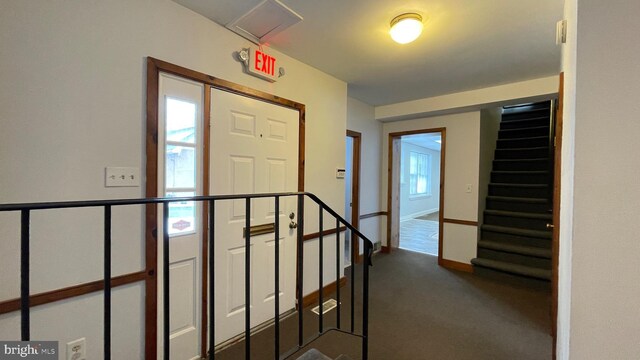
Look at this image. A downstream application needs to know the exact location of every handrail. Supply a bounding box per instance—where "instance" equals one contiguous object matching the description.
[0,192,373,360]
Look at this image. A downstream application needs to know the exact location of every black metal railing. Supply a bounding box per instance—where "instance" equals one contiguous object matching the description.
[0,192,374,360]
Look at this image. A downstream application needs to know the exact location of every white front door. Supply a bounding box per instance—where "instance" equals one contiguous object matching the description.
[158,73,204,360]
[210,89,299,346]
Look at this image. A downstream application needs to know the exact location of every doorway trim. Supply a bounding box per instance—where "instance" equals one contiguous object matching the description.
[346,130,362,263]
[145,57,306,359]
[385,128,446,264]
[551,73,564,359]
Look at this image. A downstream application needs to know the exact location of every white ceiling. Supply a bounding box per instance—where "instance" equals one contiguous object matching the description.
[401,133,441,151]
[173,0,563,106]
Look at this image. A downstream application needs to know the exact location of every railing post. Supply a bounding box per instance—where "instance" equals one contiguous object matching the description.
[245,198,251,359]
[208,200,215,359]
[20,209,30,341]
[163,202,170,360]
[318,204,324,334]
[362,240,370,360]
[335,218,341,330]
[104,205,112,360]
[274,196,280,360]
[296,194,304,347]
[350,227,355,333]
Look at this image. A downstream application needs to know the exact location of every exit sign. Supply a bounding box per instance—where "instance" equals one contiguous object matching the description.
[247,47,279,82]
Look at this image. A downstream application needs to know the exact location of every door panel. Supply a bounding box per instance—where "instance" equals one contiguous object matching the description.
[158,73,204,360]
[211,89,298,345]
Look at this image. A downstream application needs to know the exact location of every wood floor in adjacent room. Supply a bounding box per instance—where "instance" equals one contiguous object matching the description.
[215,249,552,360]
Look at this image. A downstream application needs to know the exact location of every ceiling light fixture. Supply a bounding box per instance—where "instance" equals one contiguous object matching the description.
[389,13,423,44]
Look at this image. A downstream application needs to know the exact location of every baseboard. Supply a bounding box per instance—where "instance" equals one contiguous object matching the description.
[400,207,439,222]
[302,277,347,308]
[439,258,474,273]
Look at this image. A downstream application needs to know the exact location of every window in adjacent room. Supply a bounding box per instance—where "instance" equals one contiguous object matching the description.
[409,151,431,196]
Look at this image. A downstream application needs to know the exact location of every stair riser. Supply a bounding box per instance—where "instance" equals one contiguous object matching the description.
[486,199,550,213]
[500,118,549,130]
[502,109,551,121]
[482,230,551,248]
[496,137,548,149]
[495,147,549,159]
[493,160,548,171]
[483,214,550,230]
[473,266,552,286]
[491,172,548,184]
[489,185,548,198]
[477,248,551,269]
[498,127,549,139]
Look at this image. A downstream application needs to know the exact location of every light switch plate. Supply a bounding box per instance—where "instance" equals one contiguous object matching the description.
[466,184,472,193]
[105,167,140,187]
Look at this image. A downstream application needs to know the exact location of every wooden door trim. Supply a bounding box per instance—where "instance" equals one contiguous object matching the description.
[145,57,306,359]
[552,73,564,360]
[346,130,362,263]
[386,128,446,265]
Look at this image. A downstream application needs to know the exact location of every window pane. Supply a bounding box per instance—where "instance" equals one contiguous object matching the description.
[166,98,196,143]
[166,145,195,188]
[166,191,196,236]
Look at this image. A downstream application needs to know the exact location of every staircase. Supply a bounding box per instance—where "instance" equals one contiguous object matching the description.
[471,101,554,281]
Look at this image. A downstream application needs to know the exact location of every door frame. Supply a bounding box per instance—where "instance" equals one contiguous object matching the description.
[145,57,306,359]
[385,128,446,264]
[346,130,362,264]
[551,73,564,359]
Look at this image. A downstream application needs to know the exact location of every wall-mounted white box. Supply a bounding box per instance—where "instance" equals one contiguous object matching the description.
[105,167,140,187]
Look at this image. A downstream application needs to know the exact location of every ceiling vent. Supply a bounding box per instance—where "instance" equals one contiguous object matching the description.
[226,0,303,44]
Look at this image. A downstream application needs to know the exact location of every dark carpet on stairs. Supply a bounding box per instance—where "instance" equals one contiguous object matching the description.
[215,249,551,360]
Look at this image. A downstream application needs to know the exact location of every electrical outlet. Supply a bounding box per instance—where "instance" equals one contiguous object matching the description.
[66,338,86,360]
[105,166,140,187]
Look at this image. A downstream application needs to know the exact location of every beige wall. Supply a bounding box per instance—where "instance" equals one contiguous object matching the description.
[382,112,481,263]
[376,76,559,122]
[478,108,502,226]
[560,0,640,358]
[346,97,384,246]
[0,0,348,358]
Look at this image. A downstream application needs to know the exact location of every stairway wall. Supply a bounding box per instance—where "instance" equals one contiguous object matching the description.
[478,108,502,230]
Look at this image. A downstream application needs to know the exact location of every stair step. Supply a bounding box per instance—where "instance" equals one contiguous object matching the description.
[482,224,552,239]
[501,108,551,121]
[486,195,550,212]
[484,209,552,219]
[498,126,550,139]
[487,195,547,204]
[494,146,549,159]
[296,349,332,360]
[491,170,549,184]
[493,158,548,171]
[483,209,551,230]
[496,136,549,149]
[500,116,549,130]
[478,240,551,259]
[471,258,551,281]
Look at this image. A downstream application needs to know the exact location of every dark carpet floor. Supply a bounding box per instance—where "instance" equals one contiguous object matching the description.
[215,249,552,360]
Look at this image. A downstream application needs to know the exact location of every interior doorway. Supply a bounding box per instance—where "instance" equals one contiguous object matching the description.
[344,130,361,266]
[387,128,445,261]
[398,133,442,256]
